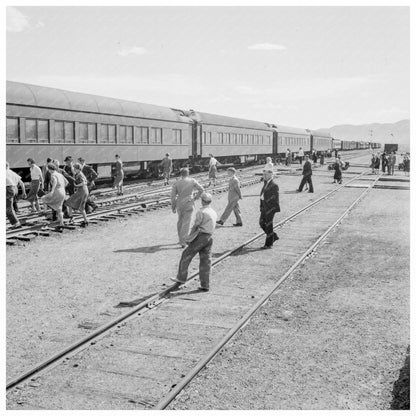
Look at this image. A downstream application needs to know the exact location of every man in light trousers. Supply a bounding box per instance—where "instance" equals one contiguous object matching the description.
[171,168,204,247]
[216,167,243,226]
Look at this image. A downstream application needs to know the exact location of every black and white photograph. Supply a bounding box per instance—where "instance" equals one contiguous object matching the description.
[3,2,412,411]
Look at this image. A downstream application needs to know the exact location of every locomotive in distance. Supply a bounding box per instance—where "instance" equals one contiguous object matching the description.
[6,81,381,181]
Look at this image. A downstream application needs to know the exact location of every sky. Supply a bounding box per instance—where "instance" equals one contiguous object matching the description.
[5,5,410,130]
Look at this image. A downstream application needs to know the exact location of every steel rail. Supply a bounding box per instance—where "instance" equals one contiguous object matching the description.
[5,176,260,240]
[155,173,382,410]
[6,169,372,391]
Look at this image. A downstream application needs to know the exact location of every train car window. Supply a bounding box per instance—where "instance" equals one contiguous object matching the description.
[119,125,126,144]
[54,121,64,143]
[88,123,97,144]
[203,131,206,145]
[224,133,230,144]
[173,129,182,144]
[38,120,49,143]
[100,124,109,144]
[25,119,38,143]
[208,132,212,144]
[218,132,223,145]
[136,126,149,144]
[7,117,19,143]
[151,127,162,144]
[64,122,75,144]
[126,126,133,144]
[108,125,116,144]
[79,123,88,144]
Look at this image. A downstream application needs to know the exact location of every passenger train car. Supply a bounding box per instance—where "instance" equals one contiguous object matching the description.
[6,81,381,181]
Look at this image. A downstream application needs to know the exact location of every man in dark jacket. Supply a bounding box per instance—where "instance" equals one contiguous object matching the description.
[259,168,280,249]
[297,155,314,193]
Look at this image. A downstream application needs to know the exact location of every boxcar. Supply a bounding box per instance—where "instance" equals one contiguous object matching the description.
[332,138,342,151]
[6,81,193,180]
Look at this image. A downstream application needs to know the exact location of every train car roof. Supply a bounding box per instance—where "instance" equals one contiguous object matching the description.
[6,80,191,123]
[309,129,332,138]
[188,110,271,131]
[273,125,310,135]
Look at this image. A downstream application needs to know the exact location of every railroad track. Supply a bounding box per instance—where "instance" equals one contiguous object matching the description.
[5,173,262,245]
[6,167,383,409]
[7,165,261,228]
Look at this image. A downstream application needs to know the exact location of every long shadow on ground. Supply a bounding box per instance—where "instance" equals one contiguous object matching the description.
[114,243,180,254]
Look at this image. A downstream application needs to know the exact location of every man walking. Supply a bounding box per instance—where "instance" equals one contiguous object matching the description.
[259,168,280,249]
[208,154,218,187]
[77,157,98,213]
[298,147,304,164]
[26,158,43,212]
[296,155,314,193]
[388,152,397,175]
[171,192,217,291]
[171,168,204,247]
[160,153,173,185]
[6,162,27,229]
[216,167,242,226]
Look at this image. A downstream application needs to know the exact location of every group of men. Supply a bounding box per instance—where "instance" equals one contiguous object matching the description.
[169,162,281,291]
[6,156,99,229]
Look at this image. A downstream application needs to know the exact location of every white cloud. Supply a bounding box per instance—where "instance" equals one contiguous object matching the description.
[248,43,286,51]
[7,7,44,32]
[7,7,30,32]
[117,46,148,57]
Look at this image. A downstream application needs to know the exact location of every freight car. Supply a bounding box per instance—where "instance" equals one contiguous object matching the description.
[332,138,342,152]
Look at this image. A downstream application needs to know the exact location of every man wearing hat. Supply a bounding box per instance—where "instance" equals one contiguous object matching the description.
[171,168,204,247]
[259,168,280,249]
[171,192,217,291]
[160,153,173,185]
[216,167,243,226]
[296,155,314,193]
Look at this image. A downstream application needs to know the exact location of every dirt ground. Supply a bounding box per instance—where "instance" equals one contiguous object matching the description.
[7,167,313,379]
[7,158,408,410]
[170,188,410,410]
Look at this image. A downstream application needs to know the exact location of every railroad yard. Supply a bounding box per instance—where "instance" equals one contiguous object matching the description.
[5,151,410,410]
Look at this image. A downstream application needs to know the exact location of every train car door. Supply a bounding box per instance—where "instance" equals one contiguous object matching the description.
[272,129,278,155]
[191,121,201,159]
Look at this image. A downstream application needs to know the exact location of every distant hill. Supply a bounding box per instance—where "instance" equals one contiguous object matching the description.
[319,119,410,152]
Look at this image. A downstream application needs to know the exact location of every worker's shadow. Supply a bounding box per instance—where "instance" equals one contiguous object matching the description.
[283,190,301,194]
[230,246,265,256]
[114,243,179,254]
[168,288,206,298]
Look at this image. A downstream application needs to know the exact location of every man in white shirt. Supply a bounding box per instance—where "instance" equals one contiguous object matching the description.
[208,154,218,187]
[171,192,217,291]
[298,147,304,164]
[26,158,43,212]
[6,162,26,228]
